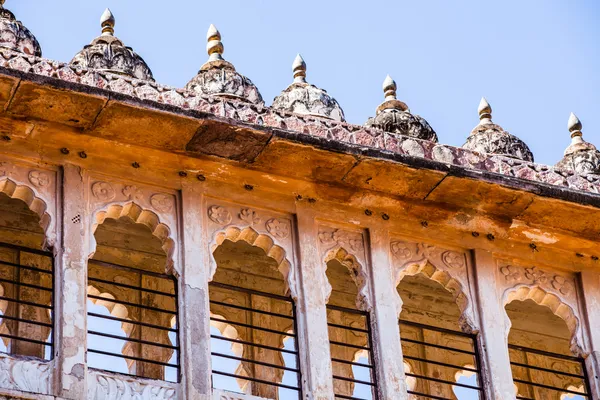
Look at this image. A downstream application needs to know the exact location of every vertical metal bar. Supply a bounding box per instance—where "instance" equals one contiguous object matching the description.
[291,299,302,400]
[50,249,55,360]
[471,333,484,399]
[580,355,593,398]
[366,311,378,400]
[173,275,181,383]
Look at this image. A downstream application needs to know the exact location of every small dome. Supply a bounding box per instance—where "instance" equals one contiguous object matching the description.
[555,113,600,174]
[463,98,534,162]
[185,25,263,105]
[0,0,41,56]
[364,75,437,142]
[272,54,345,121]
[70,9,153,81]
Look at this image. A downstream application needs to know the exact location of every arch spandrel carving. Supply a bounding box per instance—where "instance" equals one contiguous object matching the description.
[317,226,371,311]
[390,238,477,333]
[88,176,179,275]
[498,262,585,356]
[205,200,298,300]
[0,158,57,247]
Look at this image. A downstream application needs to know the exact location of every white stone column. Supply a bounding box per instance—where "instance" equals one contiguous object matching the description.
[56,164,89,399]
[295,206,335,399]
[180,184,212,399]
[580,270,600,399]
[472,249,515,400]
[368,228,409,399]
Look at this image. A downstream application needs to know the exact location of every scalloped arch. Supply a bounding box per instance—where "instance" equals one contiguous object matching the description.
[90,202,175,274]
[503,285,582,356]
[210,226,296,300]
[395,260,471,331]
[0,178,51,242]
[324,247,370,311]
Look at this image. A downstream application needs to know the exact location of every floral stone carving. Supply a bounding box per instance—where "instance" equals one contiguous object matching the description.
[150,193,174,213]
[239,208,261,226]
[92,182,116,201]
[28,170,50,188]
[88,371,176,400]
[208,205,232,225]
[318,228,364,254]
[0,355,51,395]
[265,218,290,239]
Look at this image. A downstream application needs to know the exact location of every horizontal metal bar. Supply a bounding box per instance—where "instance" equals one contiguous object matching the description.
[88,367,179,384]
[209,317,295,337]
[87,294,176,315]
[0,313,53,328]
[399,319,476,339]
[0,276,53,292]
[332,374,375,386]
[0,332,52,347]
[512,378,589,397]
[0,242,53,256]
[334,394,370,400]
[401,337,475,356]
[210,299,294,320]
[209,281,293,302]
[515,396,536,400]
[212,370,300,391]
[212,351,299,373]
[326,304,368,316]
[88,276,175,298]
[331,357,373,368]
[327,321,369,334]
[0,295,52,310]
[88,312,178,333]
[0,260,53,275]
[329,340,370,351]
[403,355,478,373]
[405,372,482,391]
[510,360,585,379]
[89,259,174,280]
[88,330,178,350]
[87,348,179,368]
[210,334,297,355]
[508,343,584,362]
[407,390,454,400]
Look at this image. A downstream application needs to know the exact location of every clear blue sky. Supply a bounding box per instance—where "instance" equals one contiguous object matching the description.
[12,1,600,166]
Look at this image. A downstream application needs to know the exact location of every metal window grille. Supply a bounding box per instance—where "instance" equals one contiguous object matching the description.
[510,344,592,399]
[0,242,54,360]
[399,319,484,400]
[327,304,378,400]
[209,281,302,398]
[86,259,180,382]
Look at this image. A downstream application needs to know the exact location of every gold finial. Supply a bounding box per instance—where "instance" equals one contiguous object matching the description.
[0,0,5,8]
[293,54,306,83]
[383,75,397,101]
[206,24,224,62]
[478,97,492,124]
[100,8,115,36]
[568,112,583,138]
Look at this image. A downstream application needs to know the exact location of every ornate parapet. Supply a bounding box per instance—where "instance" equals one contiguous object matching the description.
[87,370,177,400]
[0,354,51,396]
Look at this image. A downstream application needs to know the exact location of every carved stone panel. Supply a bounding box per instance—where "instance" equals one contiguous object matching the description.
[0,158,57,247]
[88,370,177,400]
[205,199,297,299]
[0,354,51,395]
[212,389,270,400]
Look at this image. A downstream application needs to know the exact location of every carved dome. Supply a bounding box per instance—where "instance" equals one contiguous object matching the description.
[70,9,153,81]
[555,113,600,174]
[272,54,345,121]
[364,75,437,142]
[0,0,41,57]
[463,98,534,162]
[185,25,263,105]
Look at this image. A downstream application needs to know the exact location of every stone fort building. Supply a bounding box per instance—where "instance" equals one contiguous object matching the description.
[0,2,597,399]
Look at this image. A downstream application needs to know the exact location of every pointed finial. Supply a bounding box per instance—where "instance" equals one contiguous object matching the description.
[206,24,224,62]
[383,75,397,101]
[478,97,492,124]
[100,8,115,36]
[0,0,5,8]
[293,54,306,83]
[568,112,583,138]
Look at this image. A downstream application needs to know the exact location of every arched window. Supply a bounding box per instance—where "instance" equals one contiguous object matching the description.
[325,254,377,400]
[0,191,54,361]
[87,208,179,382]
[505,293,591,399]
[209,235,302,399]
[397,273,483,399]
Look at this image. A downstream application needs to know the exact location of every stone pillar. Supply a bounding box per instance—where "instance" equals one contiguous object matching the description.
[472,249,515,400]
[180,184,212,399]
[368,228,409,400]
[580,270,600,399]
[56,164,89,399]
[295,207,335,399]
